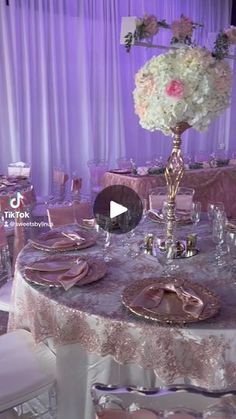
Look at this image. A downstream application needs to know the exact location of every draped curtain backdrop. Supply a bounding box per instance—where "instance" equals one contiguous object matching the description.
[0,0,235,195]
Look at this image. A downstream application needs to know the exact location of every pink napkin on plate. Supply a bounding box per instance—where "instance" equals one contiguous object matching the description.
[30,236,79,250]
[57,259,89,290]
[131,283,204,319]
[27,258,90,290]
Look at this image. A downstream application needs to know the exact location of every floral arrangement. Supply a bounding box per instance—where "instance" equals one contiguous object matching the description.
[171,14,203,45]
[131,13,236,136]
[124,15,169,52]
[125,13,202,52]
[133,46,233,135]
[125,13,236,59]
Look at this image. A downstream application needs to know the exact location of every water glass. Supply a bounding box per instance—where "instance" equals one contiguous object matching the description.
[212,219,226,266]
[141,198,148,223]
[225,231,236,270]
[207,202,225,222]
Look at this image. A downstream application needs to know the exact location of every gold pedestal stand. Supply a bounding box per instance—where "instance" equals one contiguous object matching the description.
[164,122,192,257]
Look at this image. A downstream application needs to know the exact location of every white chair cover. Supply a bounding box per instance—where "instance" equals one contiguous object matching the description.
[0,330,56,413]
[149,187,195,211]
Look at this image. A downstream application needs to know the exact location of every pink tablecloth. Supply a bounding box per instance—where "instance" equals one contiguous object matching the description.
[103,166,236,218]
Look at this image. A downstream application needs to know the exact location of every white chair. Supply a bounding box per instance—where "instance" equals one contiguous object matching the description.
[0,223,13,313]
[47,200,93,228]
[0,329,56,418]
[91,383,236,418]
[87,160,108,200]
[149,186,195,212]
[0,281,13,312]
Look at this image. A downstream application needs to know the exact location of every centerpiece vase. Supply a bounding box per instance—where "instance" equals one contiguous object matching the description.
[164,122,190,249]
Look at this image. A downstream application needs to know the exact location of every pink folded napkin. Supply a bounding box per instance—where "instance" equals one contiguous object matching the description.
[30,235,83,250]
[131,283,204,319]
[27,258,90,290]
[56,259,89,290]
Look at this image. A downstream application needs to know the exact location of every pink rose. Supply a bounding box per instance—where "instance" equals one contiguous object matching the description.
[171,16,193,40]
[165,80,185,99]
[142,14,159,37]
[224,26,236,44]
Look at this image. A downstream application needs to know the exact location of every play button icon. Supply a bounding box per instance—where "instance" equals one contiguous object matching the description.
[110,201,127,219]
[93,185,143,234]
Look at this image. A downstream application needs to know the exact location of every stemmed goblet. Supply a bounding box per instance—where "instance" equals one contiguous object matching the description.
[190,202,201,233]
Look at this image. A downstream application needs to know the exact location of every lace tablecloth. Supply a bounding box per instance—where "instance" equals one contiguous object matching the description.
[0,176,36,212]
[103,166,236,217]
[8,220,236,391]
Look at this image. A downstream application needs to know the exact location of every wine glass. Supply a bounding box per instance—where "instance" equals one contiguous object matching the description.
[141,198,148,224]
[190,202,201,231]
[162,201,169,221]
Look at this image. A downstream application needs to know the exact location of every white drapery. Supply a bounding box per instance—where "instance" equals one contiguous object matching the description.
[0,0,234,195]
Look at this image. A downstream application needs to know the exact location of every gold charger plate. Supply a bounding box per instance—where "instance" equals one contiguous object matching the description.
[122,278,220,324]
[24,254,107,287]
[30,229,96,252]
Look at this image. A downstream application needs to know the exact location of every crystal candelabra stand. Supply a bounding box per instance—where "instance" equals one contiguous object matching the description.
[164,122,190,253]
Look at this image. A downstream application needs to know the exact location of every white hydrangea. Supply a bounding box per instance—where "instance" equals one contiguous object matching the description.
[133,46,232,136]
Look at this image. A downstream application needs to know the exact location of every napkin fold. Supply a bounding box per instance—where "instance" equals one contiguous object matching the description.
[131,283,204,318]
[30,236,78,250]
[27,257,90,290]
[57,259,89,290]
[30,231,85,250]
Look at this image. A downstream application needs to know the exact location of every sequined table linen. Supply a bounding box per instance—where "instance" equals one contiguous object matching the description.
[103,166,236,217]
[8,221,236,392]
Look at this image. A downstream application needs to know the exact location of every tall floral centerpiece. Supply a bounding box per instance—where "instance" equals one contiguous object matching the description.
[132,16,235,250]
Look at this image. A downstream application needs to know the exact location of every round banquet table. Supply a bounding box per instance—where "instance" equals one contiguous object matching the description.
[8,220,236,419]
[103,165,236,218]
[0,176,36,212]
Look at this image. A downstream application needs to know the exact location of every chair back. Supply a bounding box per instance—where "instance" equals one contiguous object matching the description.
[52,168,69,203]
[117,157,132,170]
[149,187,195,212]
[47,201,92,228]
[8,162,31,178]
[91,383,236,418]
[87,160,108,188]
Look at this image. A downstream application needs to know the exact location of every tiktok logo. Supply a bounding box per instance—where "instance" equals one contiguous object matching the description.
[10,192,24,209]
